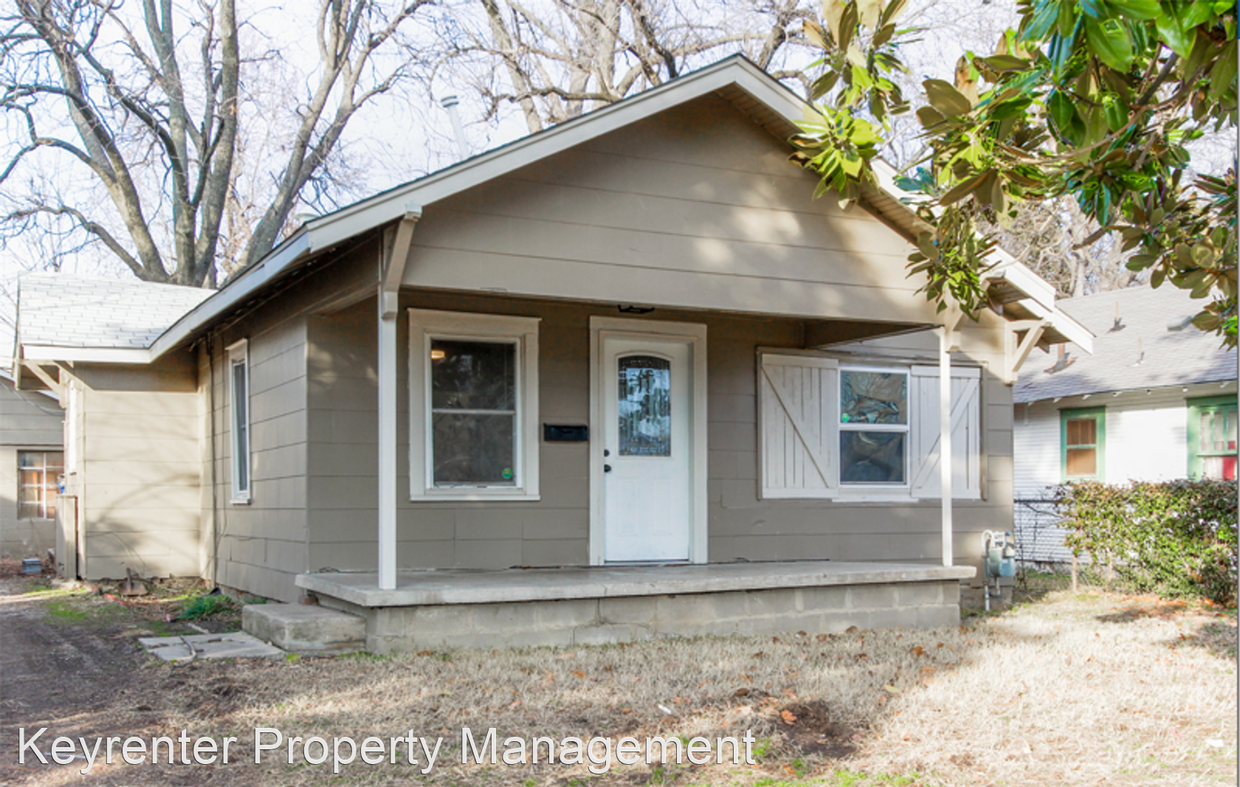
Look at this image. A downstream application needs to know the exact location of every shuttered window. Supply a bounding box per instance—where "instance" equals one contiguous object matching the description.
[758,353,982,500]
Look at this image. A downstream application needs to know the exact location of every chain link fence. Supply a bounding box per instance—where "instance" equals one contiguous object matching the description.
[1012,496,1079,569]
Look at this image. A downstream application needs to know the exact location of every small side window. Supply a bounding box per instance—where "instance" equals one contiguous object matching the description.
[1061,407,1105,482]
[18,450,64,519]
[228,339,251,503]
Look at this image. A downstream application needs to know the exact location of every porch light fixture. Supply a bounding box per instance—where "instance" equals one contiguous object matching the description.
[618,304,655,315]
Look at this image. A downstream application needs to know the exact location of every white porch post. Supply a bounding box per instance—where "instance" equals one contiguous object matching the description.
[937,327,954,567]
[377,306,398,589]
[377,207,422,591]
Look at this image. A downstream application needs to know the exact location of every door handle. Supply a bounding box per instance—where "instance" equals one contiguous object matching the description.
[604,464,612,473]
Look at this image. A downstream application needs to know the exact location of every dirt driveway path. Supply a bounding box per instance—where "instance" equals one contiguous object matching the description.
[0,573,261,786]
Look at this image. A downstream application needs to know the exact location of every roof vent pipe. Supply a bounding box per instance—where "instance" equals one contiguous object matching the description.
[440,94,469,161]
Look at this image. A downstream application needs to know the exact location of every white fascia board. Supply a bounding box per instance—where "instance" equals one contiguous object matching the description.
[986,249,1057,309]
[1019,299,1094,353]
[147,231,313,360]
[21,345,152,363]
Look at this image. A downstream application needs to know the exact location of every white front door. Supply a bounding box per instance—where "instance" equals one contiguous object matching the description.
[601,335,692,562]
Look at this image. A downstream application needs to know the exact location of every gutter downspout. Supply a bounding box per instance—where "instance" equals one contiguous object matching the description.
[378,206,422,591]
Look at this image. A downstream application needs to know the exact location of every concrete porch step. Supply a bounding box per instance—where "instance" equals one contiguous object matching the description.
[242,603,365,655]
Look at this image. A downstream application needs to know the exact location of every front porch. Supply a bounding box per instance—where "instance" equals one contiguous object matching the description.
[288,561,976,653]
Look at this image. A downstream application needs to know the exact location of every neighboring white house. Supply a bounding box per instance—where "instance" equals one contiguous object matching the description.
[1012,285,1237,561]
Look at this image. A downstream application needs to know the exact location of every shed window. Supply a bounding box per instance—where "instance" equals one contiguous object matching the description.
[18,450,63,520]
[1188,396,1238,480]
[1061,407,1105,482]
[409,310,541,501]
[228,339,251,503]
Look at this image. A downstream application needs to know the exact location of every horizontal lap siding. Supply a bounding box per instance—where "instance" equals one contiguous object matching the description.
[209,310,310,602]
[1,380,63,557]
[73,359,201,580]
[402,95,937,325]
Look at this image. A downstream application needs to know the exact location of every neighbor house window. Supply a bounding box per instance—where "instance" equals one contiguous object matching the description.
[228,339,251,503]
[18,450,63,520]
[1188,395,1237,481]
[1061,407,1105,482]
[408,310,540,500]
[839,367,909,485]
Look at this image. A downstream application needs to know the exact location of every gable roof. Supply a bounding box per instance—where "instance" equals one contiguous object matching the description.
[1014,285,1236,403]
[15,56,1090,370]
[17,273,212,363]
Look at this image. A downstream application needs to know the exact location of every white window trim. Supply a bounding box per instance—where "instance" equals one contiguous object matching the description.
[839,364,911,492]
[408,309,541,501]
[227,339,251,504]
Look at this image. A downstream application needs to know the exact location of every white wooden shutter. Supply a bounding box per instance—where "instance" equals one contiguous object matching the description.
[910,366,982,499]
[758,354,838,498]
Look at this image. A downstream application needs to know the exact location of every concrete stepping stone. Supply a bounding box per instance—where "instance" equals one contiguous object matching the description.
[139,632,285,661]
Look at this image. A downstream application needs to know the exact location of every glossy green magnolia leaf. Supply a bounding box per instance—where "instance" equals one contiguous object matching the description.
[1207,43,1237,103]
[1103,95,1129,130]
[1048,89,1078,133]
[924,79,973,116]
[1184,1,1218,28]
[1109,0,1161,20]
[1079,0,1109,20]
[916,105,946,127]
[940,170,989,205]
[1155,2,1195,58]
[1085,18,1134,71]
[981,54,1029,71]
[1020,0,1061,42]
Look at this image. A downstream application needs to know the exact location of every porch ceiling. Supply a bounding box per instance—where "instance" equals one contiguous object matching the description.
[296,560,977,608]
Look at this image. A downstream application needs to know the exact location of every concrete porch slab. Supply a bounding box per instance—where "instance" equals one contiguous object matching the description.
[296,560,976,608]
[139,632,285,661]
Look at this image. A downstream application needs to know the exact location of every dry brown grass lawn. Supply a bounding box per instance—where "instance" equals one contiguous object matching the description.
[5,576,1236,787]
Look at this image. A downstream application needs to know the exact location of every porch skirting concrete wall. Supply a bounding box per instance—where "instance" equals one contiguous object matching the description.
[296,562,974,653]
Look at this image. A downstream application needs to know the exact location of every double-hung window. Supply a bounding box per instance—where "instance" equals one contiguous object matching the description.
[408,310,540,500]
[228,339,251,503]
[1188,395,1237,480]
[1060,407,1105,482]
[839,367,909,485]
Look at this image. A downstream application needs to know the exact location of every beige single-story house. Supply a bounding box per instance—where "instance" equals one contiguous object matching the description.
[0,370,64,559]
[13,57,1090,651]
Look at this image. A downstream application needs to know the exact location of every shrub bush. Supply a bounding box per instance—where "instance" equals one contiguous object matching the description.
[1057,479,1238,604]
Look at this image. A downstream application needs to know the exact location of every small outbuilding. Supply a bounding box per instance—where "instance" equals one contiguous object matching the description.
[13,57,1090,651]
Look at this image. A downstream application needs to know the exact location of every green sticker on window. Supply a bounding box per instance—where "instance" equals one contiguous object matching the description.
[501,468,513,480]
